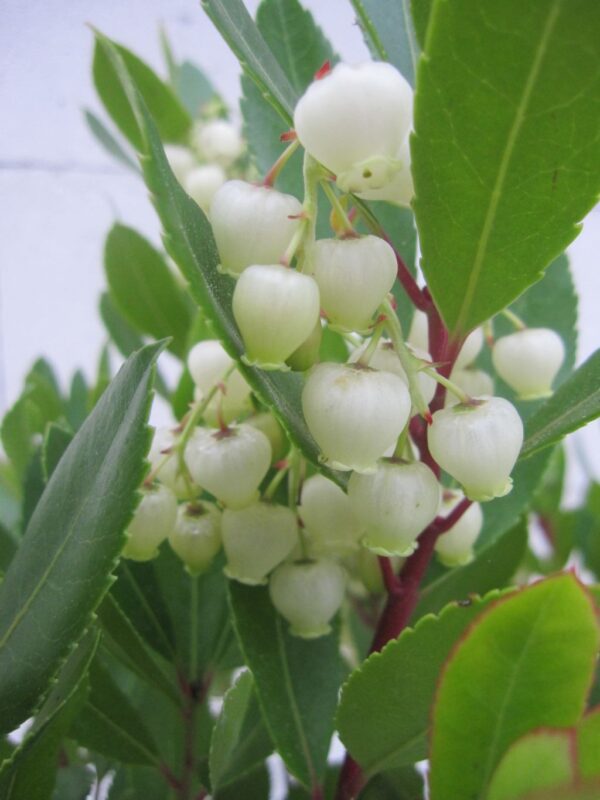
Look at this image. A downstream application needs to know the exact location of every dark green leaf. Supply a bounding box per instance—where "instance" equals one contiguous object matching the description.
[65,371,89,431]
[21,448,45,532]
[0,522,18,575]
[108,765,171,800]
[350,0,419,86]
[337,590,512,774]
[229,582,344,790]
[0,343,162,736]
[359,765,425,800]
[410,0,433,49]
[92,37,191,151]
[42,424,73,482]
[412,0,600,334]
[429,575,600,799]
[213,763,271,800]
[52,763,94,800]
[84,109,139,172]
[90,345,112,408]
[105,224,192,359]
[209,670,272,790]
[522,349,600,459]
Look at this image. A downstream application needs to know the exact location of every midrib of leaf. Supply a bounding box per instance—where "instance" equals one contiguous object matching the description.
[523,387,600,457]
[272,1,302,91]
[218,717,268,787]
[119,562,176,660]
[350,0,388,60]
[364,730,426,777]
[85,701,161,766]
[452,0,561,334]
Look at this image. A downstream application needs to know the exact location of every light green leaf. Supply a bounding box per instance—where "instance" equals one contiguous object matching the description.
[578,708,600,780]
[429,575,600,799]
[0,343,162,737]
[337,590,512,774]
[84,109,139,173]
[521,349,600,459]
[104,223,192,359]
[412,0,600,334]
[350,0,419,86]
[229,582,344,790]
[92,37,191,151]
[94,33,346,487]
[209,670,272,790]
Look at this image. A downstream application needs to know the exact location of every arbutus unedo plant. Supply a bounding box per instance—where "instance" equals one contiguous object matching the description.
[1,1,600,799]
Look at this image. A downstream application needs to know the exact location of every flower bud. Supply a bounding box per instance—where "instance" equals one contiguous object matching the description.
[210,181,302,276]
[286,319,323,372]
[222,501,298,584]
[492,327,565,400]
[233,265,320,370]
[299,475,364,556]
[192,119,244,166]
[294,62,412,193]
[187,340,251,424]
[168,502,222,575]
[185,423,271,509]
[357,136,414,207]
[185,164,226,212]
[269,559,346,638]
[454,328,484,369]
[434,493,483,567]
[445,368,494,407]
[302,363,411,472]
[349,340,436,406]
[164,144,196,185]
[428,397,523,501]
[312,236,396,332]
[353,549,404,594]
[123,484,177,561]
[349,460,440,556]
[148,426,193,499]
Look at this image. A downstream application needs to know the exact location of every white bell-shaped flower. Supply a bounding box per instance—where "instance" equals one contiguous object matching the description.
[187,340,252,424]
[168,502,222,575]
[349,340,436,406]
[246,412,288,463]
[434,493,483,567]
[123,484,177,562]
[210,181,302,276]
[192,119,244,167]
[222,501,298,584]
[357,136,414,207]
[294,62,412,194]
[492,327,565,400]
[164,144,196,185]
[428,397,524,502]
[408,309,429,352]
[454,328,484,369]
[349,460,440,556]
[445,368,494,407]
[298,475,364,556]
[269,559,346,638]
[302,363,411,472]
[185,164,226,212]
[185,423,271,509]
[233,265,320,370]
[312,235,396,332]
[148,427,192,499]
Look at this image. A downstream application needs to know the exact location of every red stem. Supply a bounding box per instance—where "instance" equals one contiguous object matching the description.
[378,556,402,595]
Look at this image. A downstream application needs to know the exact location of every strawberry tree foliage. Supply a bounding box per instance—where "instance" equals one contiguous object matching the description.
[1,1,600,798]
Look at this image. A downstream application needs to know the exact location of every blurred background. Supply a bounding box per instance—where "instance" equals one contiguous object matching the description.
[1,0,599,504]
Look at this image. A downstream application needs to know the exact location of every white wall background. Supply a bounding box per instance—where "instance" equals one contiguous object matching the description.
[1,0,599,504]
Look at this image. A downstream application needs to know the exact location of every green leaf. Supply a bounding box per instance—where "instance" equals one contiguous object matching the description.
[0,522,18,575]
[52,763,94,800]
[176,61,220,117]
[94,33,346,487]
[1,395,45,478]
[429,575,600,800]
[410,0,433,49]
[0,343,162,737]
[92,37,191,151]
[229,582,344,790]
[21,448,45,532]
[359,765,425,800]
[84,109,139,172]
[42,423,73,481]
[200,0,297,123]
[521,350,600,459]
[105,224,192,359]
[412,0,600,334]
[0,630,99,800]
[213,763,271,800]
[579,708,600,780]
[71,659,161,766]
[350,0,419,86]
[65,371,89,431]
[108,765,171,800]
[337,589,512,774]
[209,670,272,790]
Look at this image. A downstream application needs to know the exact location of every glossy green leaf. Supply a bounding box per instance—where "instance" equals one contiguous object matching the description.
[410,0,433,49]
[429,575,600,800]
[94,33,346,487]
[0,630,99,800]
[71,659,161,766]
[337,590,512,774]
[92,37,191,151]
[578,708,600,780]
[213,763,271,800]
[209,670,272,790]
[200,0,297,123]
[229,582,344,790]
[84,109,139,173]
[521,350,600,459]
[350,0,419,86]
[0,343,162,736]
[359,765,425,800]
[105,224,192,358]
[412,0,600,334]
